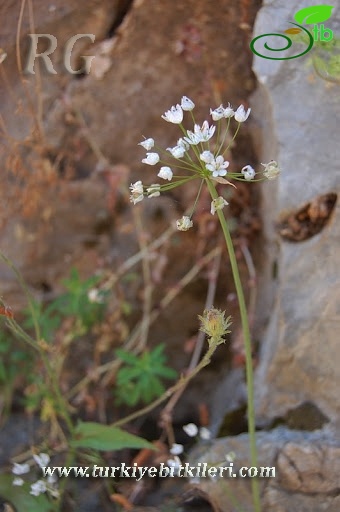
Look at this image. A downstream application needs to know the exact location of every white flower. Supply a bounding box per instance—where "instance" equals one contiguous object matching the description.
[176,216,193,231]
[234,105,251,122]
[199,427,211,440]
[241,164,255,181]
[158,166,173,181]
[47,474,58,485]
[138,138,154,150]
[87,288,105,304]
[210,103,234,121]
[225,451,236,462]
[12,462,30,475]
[184,121,216,145]
[200,150,214,164]
[161,104,183,124]
[30,479,47,496]
[147,184,161,198]
[261,160,280,180]
[223,103,235,118]
[129,180,144,205]
[167,455,182,473]
[183,423,198,437]
[142,152,160,165]
[170,443,184,455]
[33,453,50,468]
[177,138,190,150]
[210,196,229,215]
[167,145,186,159]
[206,155,229,177]
[0,51,7,65]
[210,105,225,121]
[13,477,25,486]
[181,96,195,111]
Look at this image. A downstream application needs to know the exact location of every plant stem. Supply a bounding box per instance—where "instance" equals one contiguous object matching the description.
[206,179,261,512]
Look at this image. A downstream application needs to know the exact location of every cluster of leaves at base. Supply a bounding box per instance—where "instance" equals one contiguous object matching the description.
[115,344,177,406]
[23,268,108,340]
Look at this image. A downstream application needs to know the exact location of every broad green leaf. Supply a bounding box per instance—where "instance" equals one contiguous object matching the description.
[294,5,334,25]
[72,421,155,451]
[0,474,53,512]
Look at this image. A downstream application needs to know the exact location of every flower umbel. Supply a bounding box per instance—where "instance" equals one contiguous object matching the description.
[135,97,279,233]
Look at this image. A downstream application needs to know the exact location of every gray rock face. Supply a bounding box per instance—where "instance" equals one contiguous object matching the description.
[251,0,340,426]
[192,3,340,511]
[190,427,340,512]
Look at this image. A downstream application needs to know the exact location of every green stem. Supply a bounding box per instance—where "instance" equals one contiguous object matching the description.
[206,179,261,512]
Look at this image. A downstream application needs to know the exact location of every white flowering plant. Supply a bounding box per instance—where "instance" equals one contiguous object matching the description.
[132,95,279,234]
[131,97,280,512]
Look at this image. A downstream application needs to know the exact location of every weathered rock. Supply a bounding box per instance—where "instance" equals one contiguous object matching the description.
[189,426,340,512]
[250,0,340,425]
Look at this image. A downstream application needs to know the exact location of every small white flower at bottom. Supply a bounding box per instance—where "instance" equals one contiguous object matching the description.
[30,479,47,496]
[183,423,198,437]
[13,477,25,486]
[129,180,144,205]
[167,455,182,475]
[12,462,30,475]
[225,451,236,462]
[33,453,50,468]
[241,165,255,181]
[199,427,211,440]
[158,166,173,181]
[176,216,193,231]
[261,160,280,180]
[147,184,161,198]
[170,443,184,455]
[211,197,229,215]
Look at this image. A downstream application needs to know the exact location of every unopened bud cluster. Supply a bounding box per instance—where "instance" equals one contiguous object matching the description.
[198,307,232,346]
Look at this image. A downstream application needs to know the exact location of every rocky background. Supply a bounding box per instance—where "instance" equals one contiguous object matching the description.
[0,0,339,511]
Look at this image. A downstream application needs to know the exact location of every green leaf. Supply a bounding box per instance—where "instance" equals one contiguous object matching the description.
[0,474,53,512]
[71,422,155,451]
[115,349,139,365]
[294,5,334,25]
[155,366,178,379]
